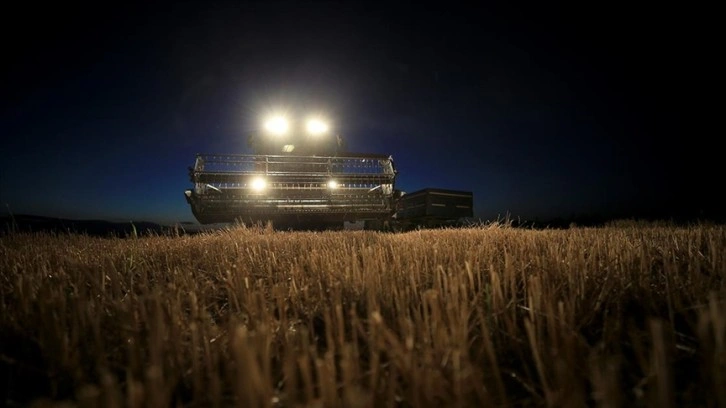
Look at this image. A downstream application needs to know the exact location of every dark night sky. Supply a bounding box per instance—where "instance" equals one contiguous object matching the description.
[1,2,721,224]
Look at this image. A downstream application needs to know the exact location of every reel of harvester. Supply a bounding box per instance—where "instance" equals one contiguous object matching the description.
[185,153,397,228]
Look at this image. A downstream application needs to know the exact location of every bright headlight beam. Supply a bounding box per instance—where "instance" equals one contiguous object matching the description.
[306,118,329,135]
[250,177,267,192]
[264,116,289,135]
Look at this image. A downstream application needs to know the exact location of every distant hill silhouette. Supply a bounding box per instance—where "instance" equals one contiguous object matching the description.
[0,214,173,237]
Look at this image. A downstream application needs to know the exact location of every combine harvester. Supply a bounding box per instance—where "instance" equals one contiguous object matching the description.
[184,112,473,230]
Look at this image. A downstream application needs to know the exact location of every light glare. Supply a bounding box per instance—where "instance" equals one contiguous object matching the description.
[327,180,339,189]
[250,177,267,191]
[306,118,329,135]
[264,116,289,135]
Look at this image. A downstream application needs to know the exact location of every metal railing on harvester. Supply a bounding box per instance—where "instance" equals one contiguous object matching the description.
[185,153,397,224]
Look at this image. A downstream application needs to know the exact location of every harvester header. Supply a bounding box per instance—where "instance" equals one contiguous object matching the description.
[185,153,397,226]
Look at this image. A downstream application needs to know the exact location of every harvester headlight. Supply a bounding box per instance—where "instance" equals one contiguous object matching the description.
[263,116,289,135]
[250,177,267,192]
[306,118,329,135]
[327,180,339,189]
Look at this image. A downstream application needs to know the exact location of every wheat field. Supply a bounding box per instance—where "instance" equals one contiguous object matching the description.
[1,223,724,407]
